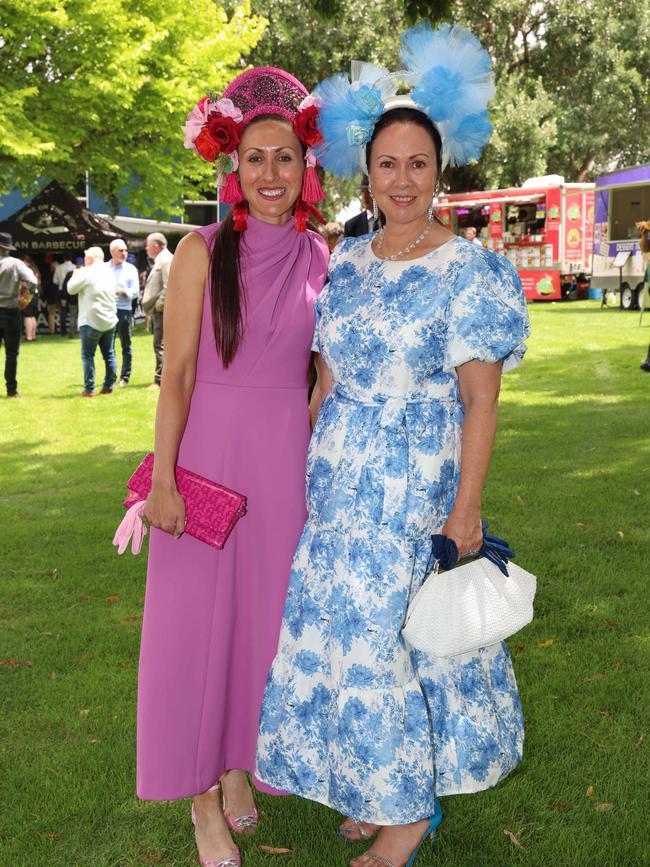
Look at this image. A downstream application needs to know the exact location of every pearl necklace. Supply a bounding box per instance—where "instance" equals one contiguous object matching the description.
[375,223,432,261]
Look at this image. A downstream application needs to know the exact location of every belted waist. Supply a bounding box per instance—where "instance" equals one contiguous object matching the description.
[332,384,460,431]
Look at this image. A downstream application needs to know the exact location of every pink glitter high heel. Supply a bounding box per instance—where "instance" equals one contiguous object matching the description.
[191,784,241,867]
[221,774,259,836]
[223,807,259,836]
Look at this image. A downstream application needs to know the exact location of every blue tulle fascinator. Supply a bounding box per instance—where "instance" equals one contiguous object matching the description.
[401,22,495,168]
[313,62,399,177]
[313,22,495,177]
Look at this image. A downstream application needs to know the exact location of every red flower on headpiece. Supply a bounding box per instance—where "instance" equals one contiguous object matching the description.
[194,127,221,162]
[293,105,323,148]
[206,114,243,155]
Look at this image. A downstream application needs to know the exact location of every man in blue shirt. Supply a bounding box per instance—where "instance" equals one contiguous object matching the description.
[107,238,140,386]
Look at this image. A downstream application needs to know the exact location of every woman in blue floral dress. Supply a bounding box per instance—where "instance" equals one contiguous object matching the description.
[257,24,531,867]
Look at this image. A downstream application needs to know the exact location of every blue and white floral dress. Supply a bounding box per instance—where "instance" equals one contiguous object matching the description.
[256,235,531,825]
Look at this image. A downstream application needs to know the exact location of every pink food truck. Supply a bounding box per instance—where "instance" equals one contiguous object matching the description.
[435,176,595,301]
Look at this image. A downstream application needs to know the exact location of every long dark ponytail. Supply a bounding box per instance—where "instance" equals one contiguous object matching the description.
[210,212,243,368]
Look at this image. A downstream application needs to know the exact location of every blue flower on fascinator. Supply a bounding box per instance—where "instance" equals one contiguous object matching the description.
[439,110,493,168]
[345,86,384,145]
[314,63,398,177]
[314,75,385,174]
[349,84,384,121]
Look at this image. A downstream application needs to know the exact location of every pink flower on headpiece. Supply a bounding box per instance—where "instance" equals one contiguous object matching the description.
[298,94,322,111]
[183,96,244,157]
[182,99,212,153]
[214,97,244,123]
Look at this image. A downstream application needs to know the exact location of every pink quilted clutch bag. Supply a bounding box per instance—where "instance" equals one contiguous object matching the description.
[113,453,247,555]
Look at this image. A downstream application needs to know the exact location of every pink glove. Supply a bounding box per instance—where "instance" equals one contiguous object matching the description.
[113,500,148,555]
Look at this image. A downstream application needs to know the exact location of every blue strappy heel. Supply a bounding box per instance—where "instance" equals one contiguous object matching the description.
[405,798,443,867]
[357,798,443,867]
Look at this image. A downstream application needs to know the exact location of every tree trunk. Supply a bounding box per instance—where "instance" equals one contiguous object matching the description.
[576,158,595,182]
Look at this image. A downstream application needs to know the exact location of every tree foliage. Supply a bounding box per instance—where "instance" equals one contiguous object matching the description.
[0,0,265,215]
[442,0,650,187]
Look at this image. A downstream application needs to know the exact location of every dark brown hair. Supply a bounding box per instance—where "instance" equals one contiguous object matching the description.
[209,115,304,367]
[365,108,444,229]
[366,107,443,177]
[210,212,243,368]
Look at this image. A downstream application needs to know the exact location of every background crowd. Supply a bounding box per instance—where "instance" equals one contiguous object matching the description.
[0,231,173,398]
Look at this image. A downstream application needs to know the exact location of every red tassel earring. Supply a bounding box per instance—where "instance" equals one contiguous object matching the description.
[294,198,309,233]
[232,201,248,232]
[301,151,325,204]
[220,171,244,205]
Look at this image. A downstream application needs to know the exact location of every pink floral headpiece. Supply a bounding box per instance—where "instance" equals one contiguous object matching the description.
[183,67,325,232]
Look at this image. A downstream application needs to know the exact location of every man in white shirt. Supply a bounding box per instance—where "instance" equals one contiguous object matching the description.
[51,253,75,334]
[0,232,38,397]
[142,232,173,388]
[464,226,484,247]
[67,246,118,396]
[107,238,139,387]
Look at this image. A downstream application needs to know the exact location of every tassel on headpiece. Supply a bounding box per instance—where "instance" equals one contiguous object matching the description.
[220,171,244,205]
[301,151,325,203]
[294,199,309,233]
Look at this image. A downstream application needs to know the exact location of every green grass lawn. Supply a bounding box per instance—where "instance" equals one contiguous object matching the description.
[1,304,649,867]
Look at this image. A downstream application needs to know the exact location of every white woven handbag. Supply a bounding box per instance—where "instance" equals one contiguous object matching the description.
[402,556,536,658]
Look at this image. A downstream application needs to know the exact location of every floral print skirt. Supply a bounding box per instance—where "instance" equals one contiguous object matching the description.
[256,396,525,826]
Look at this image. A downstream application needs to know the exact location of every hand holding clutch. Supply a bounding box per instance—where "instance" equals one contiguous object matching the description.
[143,484,186,539]
[113,453,247,555]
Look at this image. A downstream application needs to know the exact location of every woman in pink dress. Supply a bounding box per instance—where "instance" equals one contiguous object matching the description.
[137,68,330,867]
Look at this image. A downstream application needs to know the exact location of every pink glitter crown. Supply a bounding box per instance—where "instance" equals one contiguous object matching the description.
[222,66,309,125]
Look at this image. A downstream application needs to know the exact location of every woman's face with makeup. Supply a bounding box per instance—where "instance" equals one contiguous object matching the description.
[368,121,438,229]
[237,118,304,225]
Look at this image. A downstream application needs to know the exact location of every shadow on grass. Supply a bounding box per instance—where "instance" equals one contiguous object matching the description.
[1,441,142,493]
[46,382,158,399]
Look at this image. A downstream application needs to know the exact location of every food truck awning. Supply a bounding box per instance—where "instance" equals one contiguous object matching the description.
[0,180,145,251]
[436,193,545,209]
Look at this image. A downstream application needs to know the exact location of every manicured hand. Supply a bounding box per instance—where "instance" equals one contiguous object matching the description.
[144,486,185,539]
[441,509,483,559]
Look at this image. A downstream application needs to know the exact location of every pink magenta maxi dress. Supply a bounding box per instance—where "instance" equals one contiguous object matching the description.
[136,216,328,800]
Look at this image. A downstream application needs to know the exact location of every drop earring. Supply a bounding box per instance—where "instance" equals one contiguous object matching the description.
[368,182,380,228]
[427,184,440,223]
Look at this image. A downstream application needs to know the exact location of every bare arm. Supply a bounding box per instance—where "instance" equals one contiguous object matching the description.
[309,352,333,429]
[442,359,503,558]
[143,232,208,537]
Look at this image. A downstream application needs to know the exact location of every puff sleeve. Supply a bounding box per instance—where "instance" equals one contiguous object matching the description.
[443,250,530,373]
